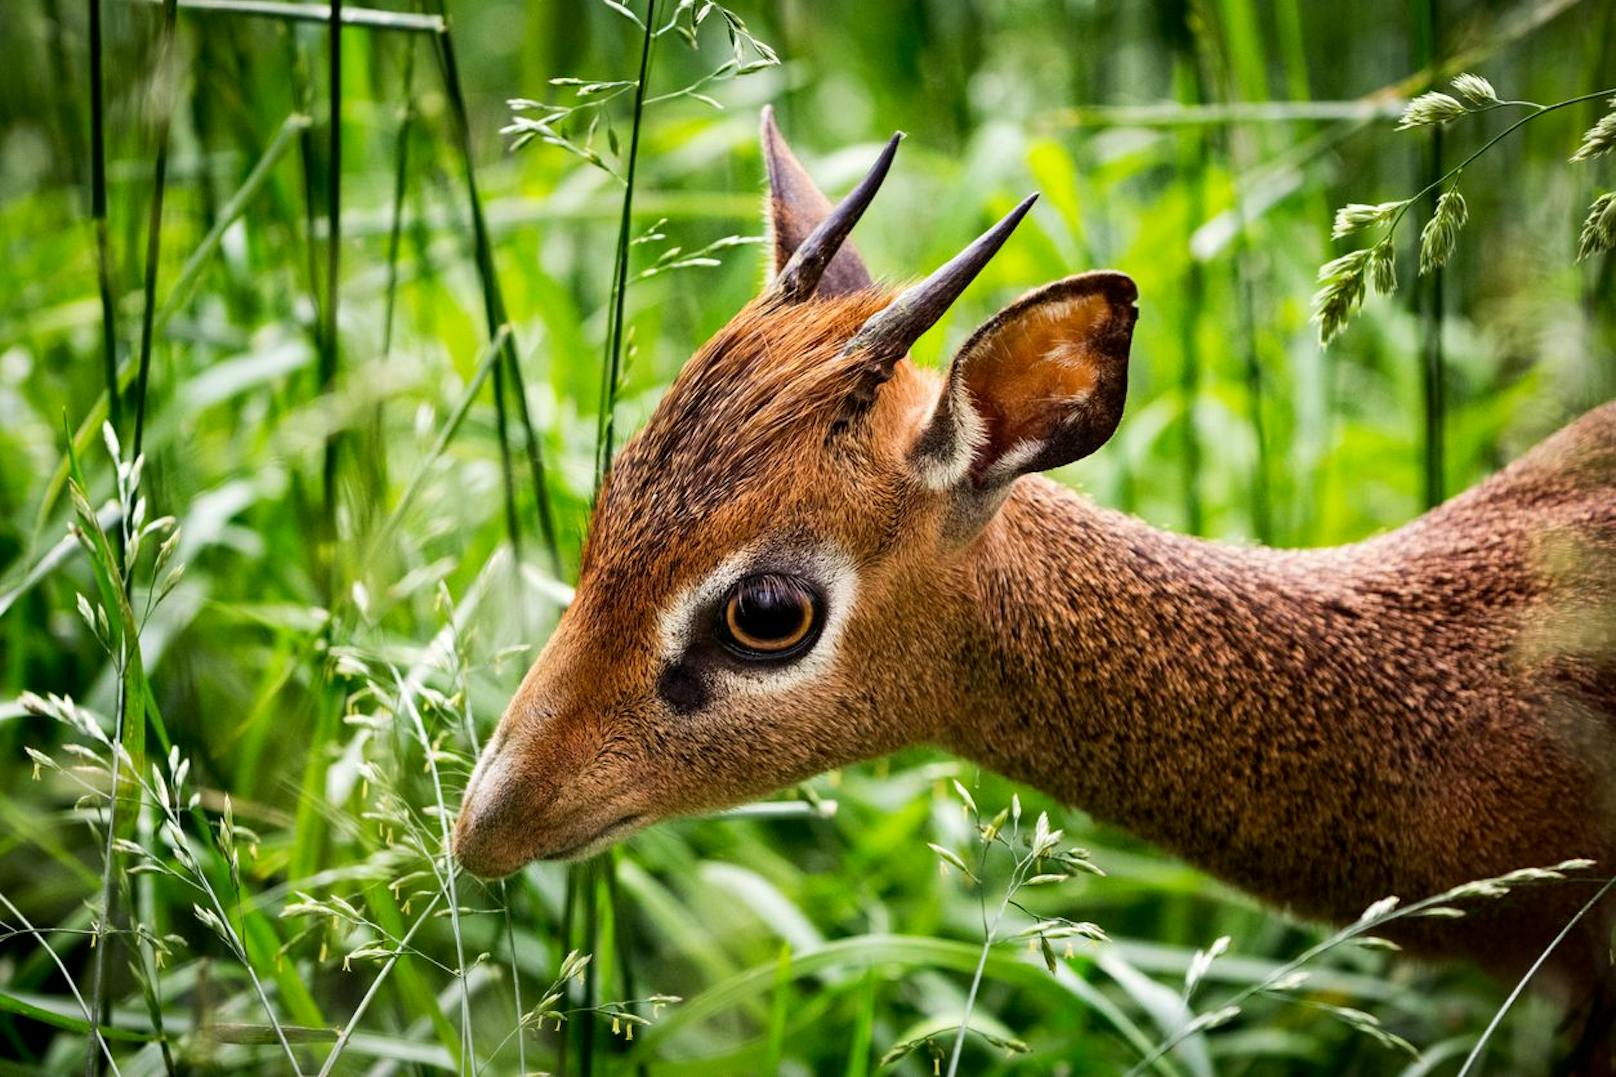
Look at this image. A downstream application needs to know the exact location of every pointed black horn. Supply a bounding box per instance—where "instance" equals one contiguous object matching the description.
[844,192,1039,363]
[774,132,902,303]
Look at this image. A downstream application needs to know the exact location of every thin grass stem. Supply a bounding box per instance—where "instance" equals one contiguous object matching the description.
[945,809,1030,1077]
[0,892,123,1075]
[1414,0,1446,511]
[502,883,526,1077]
[314,893,444,1077]
[380,38,417,361]
[130,0,181,461]
[558,862,578,1077]
[178,811,304,1072]
[373,325,510,547]
[393,674,473,1072]
[606,850,646,1077]
[430,13,561,572]
[85,643,130,1077]
[1456,876,1616,1076]
[155,112,312,329]
[321,0,343,594]
[490,358,524,558]
[594,0,659,487]
[88,0,121,436]
[580,858,601,1076]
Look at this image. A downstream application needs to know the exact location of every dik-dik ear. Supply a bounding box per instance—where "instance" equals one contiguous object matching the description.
[760,106,875,296]
[911,271,1137,500]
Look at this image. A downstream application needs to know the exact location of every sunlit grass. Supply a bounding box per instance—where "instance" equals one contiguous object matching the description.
[0,0,1611,1073]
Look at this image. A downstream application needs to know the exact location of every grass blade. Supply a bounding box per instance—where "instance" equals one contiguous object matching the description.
[155,112,313,329]
[430,11,561,572]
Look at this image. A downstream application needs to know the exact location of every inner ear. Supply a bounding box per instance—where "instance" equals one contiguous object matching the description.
[912,271,1137,491]
[761,107,874,297]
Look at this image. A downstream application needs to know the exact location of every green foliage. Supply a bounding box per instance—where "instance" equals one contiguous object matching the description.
[1,0,1613,1074]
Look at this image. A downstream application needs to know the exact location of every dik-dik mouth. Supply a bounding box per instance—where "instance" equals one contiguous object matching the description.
[543,813,646,862]
[454,812,645,878]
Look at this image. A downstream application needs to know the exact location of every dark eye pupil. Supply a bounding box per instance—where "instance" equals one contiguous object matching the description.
[720,574,820,658]
[735,578,804,640]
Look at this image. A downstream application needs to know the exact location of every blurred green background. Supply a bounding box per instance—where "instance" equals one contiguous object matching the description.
[1,0,1613,1073]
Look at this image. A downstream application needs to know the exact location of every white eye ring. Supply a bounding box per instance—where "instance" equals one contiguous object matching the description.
[657,544,859,695]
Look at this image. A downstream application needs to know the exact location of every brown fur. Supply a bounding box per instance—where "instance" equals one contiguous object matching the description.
[461,287,1616,991]
[950,410,1616,997]
[456,117,1616,1063]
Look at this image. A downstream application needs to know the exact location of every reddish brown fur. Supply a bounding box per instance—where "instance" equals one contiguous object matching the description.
[456,119,1616,1064]
[463,288,1616,988]
[949,408,1616,997]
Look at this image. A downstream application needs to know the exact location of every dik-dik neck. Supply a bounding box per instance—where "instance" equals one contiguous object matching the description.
[936,475,1492,917]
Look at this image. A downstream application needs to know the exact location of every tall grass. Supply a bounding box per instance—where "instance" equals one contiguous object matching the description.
[129,0,181,460]
[1,0,1612,1073]
[1414,0,1448,510]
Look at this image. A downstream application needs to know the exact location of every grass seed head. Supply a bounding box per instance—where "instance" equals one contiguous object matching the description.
[1571,100,1616,162]
[1397,91,1467,130]
[1419,189,1468,275]
[1450,72,1500,106]
[1577,192,1616,261]
[1331,200,1406,239]
[1368,239,1398,295]
[1311,248,1371,344]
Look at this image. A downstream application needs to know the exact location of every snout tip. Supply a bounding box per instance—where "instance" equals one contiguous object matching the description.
[454,734,533,878]
[451,805,525,880]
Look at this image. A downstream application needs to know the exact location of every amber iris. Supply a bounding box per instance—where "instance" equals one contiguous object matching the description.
[720,574,819,657]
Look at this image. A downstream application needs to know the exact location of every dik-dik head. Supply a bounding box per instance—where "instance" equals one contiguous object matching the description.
[453,110,1137,876]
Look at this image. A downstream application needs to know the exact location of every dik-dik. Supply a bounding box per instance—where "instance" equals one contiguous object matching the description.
[455,110,1616,1053]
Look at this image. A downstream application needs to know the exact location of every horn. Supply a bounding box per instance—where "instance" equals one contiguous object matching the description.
[844,192,1039,363]
[774,132,903,303]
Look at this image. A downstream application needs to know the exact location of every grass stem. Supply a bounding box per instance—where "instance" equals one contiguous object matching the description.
[130,0,181,462]
[0,891,123,1074]
[1414,0,1445,511]
[315,894,444,1077]
[1455,875,1616,1076]
[321,0,343,593]
[381,39,417,362]
[431,13,561,572]
[88,0,121,436]
[594,0,659,487]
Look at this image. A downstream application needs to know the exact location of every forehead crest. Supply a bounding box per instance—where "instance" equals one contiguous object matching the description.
[581,291,894,573]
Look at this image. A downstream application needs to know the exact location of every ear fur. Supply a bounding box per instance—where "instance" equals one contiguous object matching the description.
[760,106,875,296]
[911,270,1136,500]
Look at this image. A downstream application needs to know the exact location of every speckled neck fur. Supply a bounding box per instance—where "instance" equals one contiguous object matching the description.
[939,403,1616,993]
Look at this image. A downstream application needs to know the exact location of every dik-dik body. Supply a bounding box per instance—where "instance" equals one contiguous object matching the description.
[455,111,1616,1051]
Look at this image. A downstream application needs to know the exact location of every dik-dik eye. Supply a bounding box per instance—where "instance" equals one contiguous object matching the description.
[718,574,823,659]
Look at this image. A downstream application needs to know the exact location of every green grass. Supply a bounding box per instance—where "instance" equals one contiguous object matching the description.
[1,0,1613,1073]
